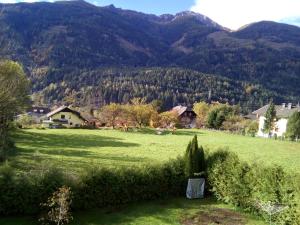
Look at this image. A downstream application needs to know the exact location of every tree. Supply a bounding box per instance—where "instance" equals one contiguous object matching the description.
[245,120,259,137]
[40,186,73,225]
[99,103,124,129]
[263,102,276,134]
[0,60,30,160]
[193,101,210,127]
[185,135,205,178]
[16,114,35,128]
[128,98,156,128]
[286,112,300,141]
[158,111,178,128]
[206,104,234,129]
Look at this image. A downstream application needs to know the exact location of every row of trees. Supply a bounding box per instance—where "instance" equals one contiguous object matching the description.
[0,60,30,160]
[99,99,258,136]
[98,98,178,129]
[193,101,258,136]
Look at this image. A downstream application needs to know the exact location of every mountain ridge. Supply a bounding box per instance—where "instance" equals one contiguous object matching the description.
[0,1,299,110]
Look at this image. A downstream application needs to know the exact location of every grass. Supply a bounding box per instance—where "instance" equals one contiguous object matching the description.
[10,128,300,174]
[3,128,297,225]
[0,197,266,225]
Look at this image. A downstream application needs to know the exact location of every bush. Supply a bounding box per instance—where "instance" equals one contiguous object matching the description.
[244,120,258,137]
[73,157,186,210]
[39,186,73,225]
[16,114,36,128]
[206,150,300,225]
[0,157,186,215]
[286,112,300,141]
[0,165,67,215]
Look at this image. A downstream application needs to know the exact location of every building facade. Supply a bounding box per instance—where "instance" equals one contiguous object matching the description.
[43,106,87,128]
[252,103,300,137]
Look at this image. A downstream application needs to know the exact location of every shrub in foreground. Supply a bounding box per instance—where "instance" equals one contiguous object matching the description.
[0,157,186,215]
[73,157,186,210]
[207,150,300,225]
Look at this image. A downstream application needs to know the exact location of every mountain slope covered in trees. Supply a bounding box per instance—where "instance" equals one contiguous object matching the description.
[31,67,282,112]
[0,1,299,111]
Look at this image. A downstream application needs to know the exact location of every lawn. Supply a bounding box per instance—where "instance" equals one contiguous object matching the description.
[10,128,300,174]
[0,198,266,225]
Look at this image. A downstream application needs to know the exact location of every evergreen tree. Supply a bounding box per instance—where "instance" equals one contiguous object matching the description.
[286,112,300,141]
[185,135,206,178]
[263,102,277,134]
[185,141,193,178]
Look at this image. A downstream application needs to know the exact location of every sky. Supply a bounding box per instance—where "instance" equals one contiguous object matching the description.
[1,0,300,30]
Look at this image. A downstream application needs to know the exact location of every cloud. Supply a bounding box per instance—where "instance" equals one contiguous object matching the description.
[280,16,300,27]
[191,0,300,30]
[0,0,18,3]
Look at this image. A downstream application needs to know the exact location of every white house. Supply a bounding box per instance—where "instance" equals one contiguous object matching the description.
[252,103,300,138]
[43,106,87,128]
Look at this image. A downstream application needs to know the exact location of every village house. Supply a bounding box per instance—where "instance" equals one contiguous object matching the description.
[21,106,51,123]
[252,103,300,138]
[171,105,197,128]
[43,106,87,128]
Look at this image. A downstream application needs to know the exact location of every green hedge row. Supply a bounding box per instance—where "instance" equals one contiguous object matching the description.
[0,149,299,225]
[206,150,300,225]
[0,158,186,215]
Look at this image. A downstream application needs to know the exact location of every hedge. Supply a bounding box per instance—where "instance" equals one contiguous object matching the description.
[206,150,300,225]
[0,157,186,215]
[0,149,299,225]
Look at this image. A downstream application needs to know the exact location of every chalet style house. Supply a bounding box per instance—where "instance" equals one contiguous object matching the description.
[171,105,197,128]
[252,103,300,137]
[43,106,87,128]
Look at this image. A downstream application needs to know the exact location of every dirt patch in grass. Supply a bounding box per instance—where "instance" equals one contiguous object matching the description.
[181,208,247,225]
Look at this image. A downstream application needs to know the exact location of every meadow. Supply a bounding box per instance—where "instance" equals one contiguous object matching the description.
[4,128,299,225]
[10,128,300,174]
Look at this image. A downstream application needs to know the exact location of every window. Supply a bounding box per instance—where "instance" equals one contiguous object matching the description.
[61,115,65,119]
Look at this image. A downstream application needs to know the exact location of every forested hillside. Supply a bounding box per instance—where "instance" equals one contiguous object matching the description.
[0,1,299,111]
[31,67,280,112]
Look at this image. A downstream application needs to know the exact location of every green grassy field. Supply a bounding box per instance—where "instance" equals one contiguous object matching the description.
[3,128,298,225]
[0,198,266,225]
[10,128,300,174]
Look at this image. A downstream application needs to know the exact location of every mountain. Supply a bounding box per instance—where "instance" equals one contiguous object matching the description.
[0,1,299,111]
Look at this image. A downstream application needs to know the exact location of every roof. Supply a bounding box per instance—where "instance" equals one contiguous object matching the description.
[47,106,68,117]
[171,105,194,116]
[27,106,50,114]
[171,106,187,116]
[47,106,87,121]
[243,114,257,120]
[252,104,300,118]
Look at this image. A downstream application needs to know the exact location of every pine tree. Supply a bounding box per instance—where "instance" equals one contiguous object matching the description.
[263,102,276,134]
